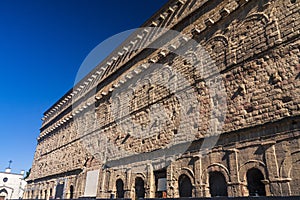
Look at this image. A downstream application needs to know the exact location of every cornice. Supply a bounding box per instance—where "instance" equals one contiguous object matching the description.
[39,0,251,139]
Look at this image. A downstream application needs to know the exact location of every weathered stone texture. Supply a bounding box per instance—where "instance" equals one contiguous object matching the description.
[25,0,300,199]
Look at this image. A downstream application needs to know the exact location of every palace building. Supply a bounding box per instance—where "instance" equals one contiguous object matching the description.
[25,0,300,198]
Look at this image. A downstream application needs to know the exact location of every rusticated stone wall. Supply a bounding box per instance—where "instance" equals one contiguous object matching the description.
[25,0,300,199]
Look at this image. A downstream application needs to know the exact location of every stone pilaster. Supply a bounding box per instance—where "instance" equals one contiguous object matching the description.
[166,162,175,198]
[124,168,132,198]
[263,141,278,196]
[226,148,241,196]
[146,164,155,198]
[194,155,202,197]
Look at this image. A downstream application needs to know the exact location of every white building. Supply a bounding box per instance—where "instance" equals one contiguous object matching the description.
[0,167,26,200]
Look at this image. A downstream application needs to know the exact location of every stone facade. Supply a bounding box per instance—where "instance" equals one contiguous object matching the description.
[25,0,300,199]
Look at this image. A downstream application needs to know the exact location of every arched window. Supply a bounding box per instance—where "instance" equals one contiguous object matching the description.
[209,171,228,197]
[70,185,74,199]
[178,174,192,197]
[246,168,266,196]
[116,179,125,198]
[135,177,145,199]
[44,189,47,200]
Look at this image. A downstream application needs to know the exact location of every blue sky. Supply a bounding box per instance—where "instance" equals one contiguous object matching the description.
[0,0,168,174]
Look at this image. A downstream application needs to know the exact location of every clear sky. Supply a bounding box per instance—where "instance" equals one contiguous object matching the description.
[0,0,168,174]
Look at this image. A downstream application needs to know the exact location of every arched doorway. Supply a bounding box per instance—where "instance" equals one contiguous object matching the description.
[69,185,74,199]
[178,174,193,197]
[135,177,145,199]
[209,171,228,197]
[0,189,8,200]
[246,168,266,196]
[116,179,125,198]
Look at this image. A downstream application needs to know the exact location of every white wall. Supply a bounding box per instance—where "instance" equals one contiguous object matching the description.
[0,172,26,199]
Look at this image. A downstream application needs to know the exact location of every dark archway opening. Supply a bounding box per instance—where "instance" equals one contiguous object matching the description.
[49,188,53,199]
[246,168,266,196]
[135,177,145,199]
[70,185,74,199]
[209,171,228,197]
[44,190,47,200]
[178,174,193,197]
[116,179,125,198]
